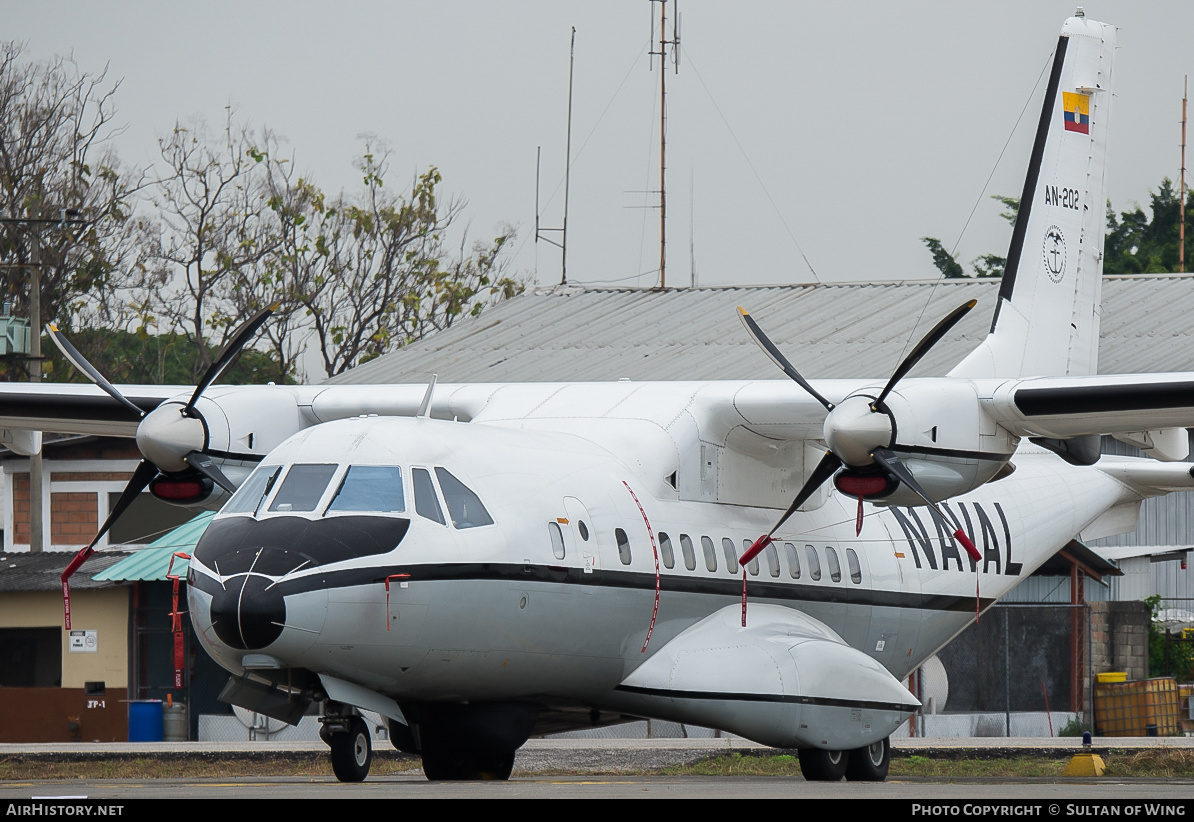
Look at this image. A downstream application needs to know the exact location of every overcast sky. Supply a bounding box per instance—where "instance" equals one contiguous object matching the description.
[7,1,1194,291]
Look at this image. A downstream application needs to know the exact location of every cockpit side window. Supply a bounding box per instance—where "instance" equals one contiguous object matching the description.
[434,468,494,529]
[268,464,338,513]
[327,466,406,513]
[412,467,446,525]
[222,464,281,516]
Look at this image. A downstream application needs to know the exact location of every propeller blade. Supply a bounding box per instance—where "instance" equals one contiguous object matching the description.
[60,459,158,628]
[46,324,146,418]
[185,303,277,414]
[737,307,835,411]
[874,299,977,408]
[740,450,842,566]
[871,446,982,562]
[183,450,237,494]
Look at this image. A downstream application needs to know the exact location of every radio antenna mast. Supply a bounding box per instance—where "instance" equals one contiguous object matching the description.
[536,27,576,285]
[1181,75,1188,273]
[649,0,680,289]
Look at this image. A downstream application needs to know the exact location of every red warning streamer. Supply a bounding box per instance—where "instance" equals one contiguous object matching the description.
[59,546,96,631]
[622,481,660,653]
[165,552,191,689]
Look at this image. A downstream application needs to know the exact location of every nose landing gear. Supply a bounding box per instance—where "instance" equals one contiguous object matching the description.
[321,709,372,783]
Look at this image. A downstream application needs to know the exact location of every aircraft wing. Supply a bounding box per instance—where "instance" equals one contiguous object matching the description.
[981,374,1194,440]
[0,383,182,439]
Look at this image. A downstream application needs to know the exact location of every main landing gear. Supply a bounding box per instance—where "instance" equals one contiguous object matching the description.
[798,737,890,782]
[321,711,372,783]
[420,749,517,781]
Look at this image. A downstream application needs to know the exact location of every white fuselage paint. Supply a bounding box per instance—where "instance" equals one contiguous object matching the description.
[187,415,1133,716]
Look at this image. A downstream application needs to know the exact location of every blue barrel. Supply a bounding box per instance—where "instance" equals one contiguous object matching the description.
[128,700,164,742]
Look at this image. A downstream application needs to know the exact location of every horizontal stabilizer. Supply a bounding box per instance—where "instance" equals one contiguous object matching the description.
[982,374,1194,440]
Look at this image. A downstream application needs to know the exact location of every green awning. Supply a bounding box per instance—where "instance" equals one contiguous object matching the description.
[92,511,215,582]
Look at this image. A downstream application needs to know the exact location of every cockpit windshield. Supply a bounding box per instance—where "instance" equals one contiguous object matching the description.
[268,464,338,513]
[327,466,405,513]
[222,464,281,516]
[435,467,494,528]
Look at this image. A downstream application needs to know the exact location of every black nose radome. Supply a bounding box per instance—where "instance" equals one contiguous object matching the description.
[209,573,285,650]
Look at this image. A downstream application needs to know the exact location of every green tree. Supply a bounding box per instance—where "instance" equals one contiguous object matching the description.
[1145,594,1194,681]
[44,327,289,385]
[921,196,1018,279]
[1105,178,1194,274]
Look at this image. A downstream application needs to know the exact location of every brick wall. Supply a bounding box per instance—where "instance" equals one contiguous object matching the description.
[49,492,98,545]
[1090,600,1149,680]
[12,473,28,545]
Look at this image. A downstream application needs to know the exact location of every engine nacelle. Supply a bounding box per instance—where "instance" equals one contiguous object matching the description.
[830,379,1017,507]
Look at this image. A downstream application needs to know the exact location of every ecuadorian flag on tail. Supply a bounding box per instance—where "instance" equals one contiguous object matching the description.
[1062,91,1090,134]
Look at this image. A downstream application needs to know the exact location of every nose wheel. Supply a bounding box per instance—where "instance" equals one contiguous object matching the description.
[326,716,372,783]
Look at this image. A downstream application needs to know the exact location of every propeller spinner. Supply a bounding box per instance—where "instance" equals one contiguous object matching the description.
[737,301,981,572]
[52,305,275,628]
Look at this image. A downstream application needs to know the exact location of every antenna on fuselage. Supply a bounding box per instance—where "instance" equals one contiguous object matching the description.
[417,374,438,418]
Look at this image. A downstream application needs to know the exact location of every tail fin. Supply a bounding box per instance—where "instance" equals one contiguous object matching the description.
[950,15,1116,380]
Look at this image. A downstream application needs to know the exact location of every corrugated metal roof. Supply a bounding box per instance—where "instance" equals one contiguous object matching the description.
[92,512,213,582]
[0,550,133,592]
[328,275,1194,385]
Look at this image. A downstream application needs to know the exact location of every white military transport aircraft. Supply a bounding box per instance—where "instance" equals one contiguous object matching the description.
[5,12,1193,782]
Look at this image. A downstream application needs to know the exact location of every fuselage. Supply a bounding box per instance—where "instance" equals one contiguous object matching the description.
[186,414,1131,725]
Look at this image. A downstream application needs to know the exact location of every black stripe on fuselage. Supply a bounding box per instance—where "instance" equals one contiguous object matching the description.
[992,34,1070,333]
[1015,381,1194,416]
[614,683,919,714]
[188,560,994,614]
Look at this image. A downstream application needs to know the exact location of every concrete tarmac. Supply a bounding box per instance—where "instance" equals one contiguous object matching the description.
[3,737,1194,801]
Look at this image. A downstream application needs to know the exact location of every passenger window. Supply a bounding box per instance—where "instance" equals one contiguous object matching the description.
[847,548,863,584]
[268,464,337,513]
[721,538,739,574]
[659,532,675,569]
[804,545,822,581]
[826,546,842,582]
[765,542,781,578]
[223,465,280,516]
[435,468,494,528]
[701,536,717,572]
[548,522,565,559]
[616,528,632,565]
[680,534,696,571]
[412,468,445,525]
[742,539,760,577]
[785,543,800,579]
[327,465,405,513]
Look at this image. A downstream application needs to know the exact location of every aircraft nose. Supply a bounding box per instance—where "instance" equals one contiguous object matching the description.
[209,570,286,650]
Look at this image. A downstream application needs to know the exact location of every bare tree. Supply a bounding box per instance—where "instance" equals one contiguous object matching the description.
[0,41,150,347]
[140,110,284,381]
[261,144,521,379]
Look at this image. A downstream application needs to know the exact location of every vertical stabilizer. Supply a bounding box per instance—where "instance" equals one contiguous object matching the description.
[950,16,1116,380]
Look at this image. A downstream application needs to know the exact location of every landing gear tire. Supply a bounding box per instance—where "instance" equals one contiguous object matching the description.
[330,717,372,783]
[797,747,848,782]
[421,750,516,781]
[845,737,890,782]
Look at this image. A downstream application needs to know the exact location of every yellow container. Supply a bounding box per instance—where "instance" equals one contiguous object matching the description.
[1094,677,1180,736]
[1097,672,1127,683]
